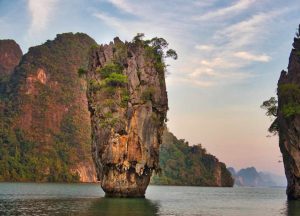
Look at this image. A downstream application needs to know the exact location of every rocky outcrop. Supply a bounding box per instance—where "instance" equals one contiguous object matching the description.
[151,130,234,187]
[277,32,300,199]
[229,167,286,187]
[86,37,168,197]
[0,39,22,77]
[0,33,97,182]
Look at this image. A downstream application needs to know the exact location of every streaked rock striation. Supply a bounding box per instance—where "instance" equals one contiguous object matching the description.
[277,27,300,200]
[86,37,169,197]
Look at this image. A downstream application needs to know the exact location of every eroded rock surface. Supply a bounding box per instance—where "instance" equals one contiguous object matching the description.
[0,33,97,182]
[277,36,300,200]
[0,39,22,76]
[86,38,168,197]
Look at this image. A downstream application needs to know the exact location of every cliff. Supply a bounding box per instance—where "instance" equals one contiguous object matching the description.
[85,36,171,197]
[0,39,22,77]
[277,26,300,199]
[0,33,97,182]
[151,130,234,187]
[0,33,234,188]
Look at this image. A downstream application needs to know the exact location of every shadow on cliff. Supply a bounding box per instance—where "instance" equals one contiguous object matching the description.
[285,201,300,216]
[86,198,159,216]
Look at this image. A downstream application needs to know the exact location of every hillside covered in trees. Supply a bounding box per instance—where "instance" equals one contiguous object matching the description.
[0,33,97,182]
[152,130,233,187]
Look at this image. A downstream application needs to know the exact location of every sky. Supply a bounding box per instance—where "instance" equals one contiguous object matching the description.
[1,0,300,175]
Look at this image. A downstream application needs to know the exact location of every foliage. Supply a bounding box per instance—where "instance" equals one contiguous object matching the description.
[132,33,178,77]
[279,83,300,97]
[166,49,178,60]
[261,97,278,135]
[77,67,87,77]
[104,72,127,87]
[98,62,123,78]
[151,130,233,186]
[132,33,145,43]
[278,84,300,117]
[260,97,277,117]
[282,103,300,117]
[99,112,118,128]
[120,89,130,107]
[0,33,96,182]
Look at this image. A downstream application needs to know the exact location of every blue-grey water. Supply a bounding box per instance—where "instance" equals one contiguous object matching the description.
[0,183,299,216]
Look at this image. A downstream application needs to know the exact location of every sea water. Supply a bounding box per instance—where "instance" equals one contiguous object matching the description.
[0,183,298,216]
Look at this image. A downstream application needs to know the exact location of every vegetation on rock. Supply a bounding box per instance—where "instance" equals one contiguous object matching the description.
[151,130,234,187]
[85,34,176,197]
[0,33,97,182]
[262,24,300,200]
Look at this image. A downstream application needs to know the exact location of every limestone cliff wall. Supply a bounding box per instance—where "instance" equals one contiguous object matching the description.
[86,37,168,197]
[277,36,300,200]
[0,33,97,182]
[0,39,22,77]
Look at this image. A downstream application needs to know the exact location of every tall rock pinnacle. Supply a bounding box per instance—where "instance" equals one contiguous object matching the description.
[277,25,300,200]
[86,36,171,197]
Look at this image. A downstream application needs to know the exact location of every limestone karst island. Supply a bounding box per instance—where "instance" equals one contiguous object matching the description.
[0,0,300,215]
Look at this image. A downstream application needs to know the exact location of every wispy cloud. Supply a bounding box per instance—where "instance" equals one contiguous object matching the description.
[94,1,291,88]
[107,0,135,14]
[195,44,215,51]
[215,10,287,49]
[234,51,271,62]
[193,0,255,21]
[27,0,59,35]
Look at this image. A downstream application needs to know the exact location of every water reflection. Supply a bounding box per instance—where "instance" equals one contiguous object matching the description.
[286,200,300,216]
[86,198,159,216]
[0,197,159,216]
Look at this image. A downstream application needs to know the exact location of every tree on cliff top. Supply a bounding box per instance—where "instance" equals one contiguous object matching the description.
[261,97,278,135]
[132,33,178,60]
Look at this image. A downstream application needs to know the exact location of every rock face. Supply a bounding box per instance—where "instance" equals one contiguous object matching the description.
[0,33,97,182]
[151,130,234,187]
[228,167,286,187]
[0,39,22,77]
[86,38,168,197]
[277,35,300,199]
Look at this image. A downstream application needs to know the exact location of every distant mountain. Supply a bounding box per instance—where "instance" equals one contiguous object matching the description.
[228,167,286,187]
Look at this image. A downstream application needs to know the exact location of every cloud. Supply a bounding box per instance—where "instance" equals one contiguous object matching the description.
[193,0,255,21]
[195,44,215,51]
[27,0,59,34]
[107,0,135,14]
[215,9,288,49]
[234,51,271,62]
[94,1,291,88]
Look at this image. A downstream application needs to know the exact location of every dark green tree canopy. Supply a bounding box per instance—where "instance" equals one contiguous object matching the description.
[261,97,278,135]
[261,97,277,117]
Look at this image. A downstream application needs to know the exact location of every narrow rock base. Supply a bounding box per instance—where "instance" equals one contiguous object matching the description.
[101,168,152,198]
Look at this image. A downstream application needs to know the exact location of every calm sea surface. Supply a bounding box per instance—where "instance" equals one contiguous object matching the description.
[0,183,299,216]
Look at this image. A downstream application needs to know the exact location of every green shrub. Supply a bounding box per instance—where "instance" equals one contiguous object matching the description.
[77,68,87,77]
[89,80,105,91]
[278,83,300,96]
[104,72,127,87]
[99,112,118,128]
[121,89,130,107]
[282,103,300,117]
[98,62,123,78]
